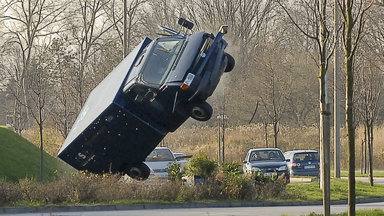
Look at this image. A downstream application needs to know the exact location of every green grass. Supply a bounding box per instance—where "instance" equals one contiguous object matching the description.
[283,209,384,216]
[0,125,74,182]
[337,171,384,178]
[286,178,384,201]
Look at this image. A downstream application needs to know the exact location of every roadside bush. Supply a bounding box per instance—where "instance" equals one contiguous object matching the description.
[185,153,218,180]
[221,161,242,175]
[214,162,252,199]
[177,181,222,201]
[220,172,253,199]
[0,165,289,206]
[167,163,184,182]
[0,180,22,205]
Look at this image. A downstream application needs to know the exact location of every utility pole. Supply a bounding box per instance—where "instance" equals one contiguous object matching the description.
[217,114,228,164]
[334,0,341,179]
[123,0,128,58]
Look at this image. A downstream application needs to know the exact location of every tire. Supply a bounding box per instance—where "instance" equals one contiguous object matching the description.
[189,101,213,121]
[125,162,151,181]
[224,53,235,72]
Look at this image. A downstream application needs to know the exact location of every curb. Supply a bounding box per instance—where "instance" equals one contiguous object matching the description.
[1,198,384,215]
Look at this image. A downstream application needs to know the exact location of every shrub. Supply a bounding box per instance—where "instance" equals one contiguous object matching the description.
[0,167,289,206]
[167,163,184,182]
[0,180,22,205]
[185,153,217,179]
[221,172,253,199]
[221,161,243,175]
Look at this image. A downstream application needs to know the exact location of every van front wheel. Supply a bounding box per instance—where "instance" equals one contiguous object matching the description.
[189,102,213,121]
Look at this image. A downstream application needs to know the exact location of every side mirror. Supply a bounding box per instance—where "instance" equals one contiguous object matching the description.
[219,25,228,34]
[242,160,247,164]
[286,159,291,162]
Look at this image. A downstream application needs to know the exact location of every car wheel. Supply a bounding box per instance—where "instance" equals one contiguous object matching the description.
[224,53,235,72]
[189,101,213,121]
[125,162,150,180]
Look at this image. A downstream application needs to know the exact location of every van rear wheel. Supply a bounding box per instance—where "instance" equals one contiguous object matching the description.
[124,162,150,180]
[224,53,235,72]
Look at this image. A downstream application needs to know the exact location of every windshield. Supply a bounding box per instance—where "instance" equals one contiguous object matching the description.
[146,149,174,162]
[250,150,285,162]
[142,39,184,85]
[293,152,319,162]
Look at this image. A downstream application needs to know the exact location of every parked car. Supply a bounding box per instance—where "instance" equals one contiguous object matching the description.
[144,147,178,178]
[58,18,234,180]
[173,152,191,166]
[284,150,320,177]
[173,152,186,159]
[243,148,290,183]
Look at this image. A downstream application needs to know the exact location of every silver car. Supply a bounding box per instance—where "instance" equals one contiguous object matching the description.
[144,147,177,178]
[284,150,320,177]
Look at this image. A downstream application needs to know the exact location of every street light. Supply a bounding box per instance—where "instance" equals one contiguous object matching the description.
[217,114,228,164]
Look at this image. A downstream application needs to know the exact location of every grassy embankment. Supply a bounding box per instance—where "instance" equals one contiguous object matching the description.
[0,126,74,182]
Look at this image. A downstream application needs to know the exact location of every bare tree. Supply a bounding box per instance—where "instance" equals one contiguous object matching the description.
[354,1,384,186]
[337,0,374,215]
[276,0,337,215]
[0,0,67,133]
[66,0,118,109]
[257,43,292,148]
[46,36,78,138]
[102,0,147,57]
[26,44,53,181]
[355,60,383,186]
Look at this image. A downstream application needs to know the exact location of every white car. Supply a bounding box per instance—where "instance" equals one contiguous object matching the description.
[144,147,177,178]
[173,152,191,166]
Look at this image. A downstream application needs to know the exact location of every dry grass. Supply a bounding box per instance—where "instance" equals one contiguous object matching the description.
[165,124,384,169]
[22,123,384,169]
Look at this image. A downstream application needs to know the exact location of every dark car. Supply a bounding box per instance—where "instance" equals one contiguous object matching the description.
[243,148,290,183]
[58,19,234,180]
[284,150,320,177]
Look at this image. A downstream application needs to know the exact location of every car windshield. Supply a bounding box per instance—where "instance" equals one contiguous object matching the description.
[146,149,174,162]
[293,152,319,162]
[250,150,285,162]
[142,38,184,85]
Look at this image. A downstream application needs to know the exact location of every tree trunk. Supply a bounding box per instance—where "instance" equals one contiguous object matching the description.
[368,124,374,186]
[345,1,356,212]
[264,122,268,148]
[273,121,278,148]
[364,125,368,174]
[39,119,44,182]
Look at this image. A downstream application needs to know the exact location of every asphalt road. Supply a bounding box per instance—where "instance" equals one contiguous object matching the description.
[3,202,384,216]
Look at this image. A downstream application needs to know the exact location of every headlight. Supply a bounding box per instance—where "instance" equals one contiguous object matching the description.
[278,166,287,171]
[251,167,261,172]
